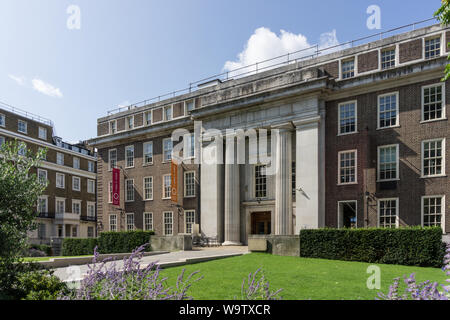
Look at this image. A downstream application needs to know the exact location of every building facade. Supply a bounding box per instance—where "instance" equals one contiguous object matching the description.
[90,23,449,244]
[0,105,97,245]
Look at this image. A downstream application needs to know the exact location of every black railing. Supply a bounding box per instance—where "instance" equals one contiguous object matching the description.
[80,216,96,222]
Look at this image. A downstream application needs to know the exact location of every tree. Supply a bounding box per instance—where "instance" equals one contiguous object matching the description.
[0,140,47,298]
[435,0,450,80]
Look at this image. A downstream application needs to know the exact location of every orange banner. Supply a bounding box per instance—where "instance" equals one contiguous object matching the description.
[171,160,178,202]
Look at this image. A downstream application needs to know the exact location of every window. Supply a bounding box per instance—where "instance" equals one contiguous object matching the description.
[341,59,355,79]
[143,141,153,165]
[422,84,445,122]
[87,202,95,218]
[73,157,80,169]
[72,226,78,238]
[125,179,134,202]
[72,176,81,191]
[72,200,81,214]
[422,139,445,177]
[338,150,357,184]
[109,149,117,170]
[108,181,113,203]
[422,196,444,228]
[425,36,441,59]
[184,134,195,159]
[338,201,357,229]
[378,198,398,228]
[143,176,153,200]
[164,106,172,121]
[38,169,47,185]
[18,143,26,156]
[164,212,173,235]
[338,101,357,135]
[184,171,195,197]
[378,145,399,181]
[378,92,399,128]
[56,173,65,188]
[87,226,94,238]
[0,114,4,127]
[18,120,27,133]
[255,165,267,198]
[145,111,152,125]
[57,153,64,166]
[38,223,46,239]
[185,210,195,234]
[110,121,116,134]
[37,196,48,214]
[381,48,395,70]
[56,199,65,214]
[38,147,46,160]
[38,127,47,140]
[163,174,171,199]
[127,116,134,130]
[88,161,95,172]
[186,100,194,112]
[125,145,134,168]
[144,213,153,231]
[126,213,134,231]
[163,138,172,162]
[109,214,117,232]
[87,179,95,194]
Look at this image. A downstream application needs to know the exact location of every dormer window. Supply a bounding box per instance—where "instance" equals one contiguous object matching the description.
[164,106,172,121]
[425,36,441,59]
[127,116,134,130]
[341,58,355,79]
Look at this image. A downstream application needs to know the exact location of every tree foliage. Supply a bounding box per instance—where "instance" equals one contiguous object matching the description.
[435,0,450,80]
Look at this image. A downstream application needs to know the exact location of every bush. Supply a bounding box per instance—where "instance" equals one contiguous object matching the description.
[26,244,52,256]
[17,269,69,300]
[61,231,155,256]
[300,227,445,267]
[62,238,98,256]
[97,230,154,254]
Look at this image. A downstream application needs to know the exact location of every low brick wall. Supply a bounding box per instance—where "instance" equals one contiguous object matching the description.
[248,235,300,257]
[150,234,193,251]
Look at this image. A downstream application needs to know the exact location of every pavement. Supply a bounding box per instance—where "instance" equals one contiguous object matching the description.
[53,246,249,283]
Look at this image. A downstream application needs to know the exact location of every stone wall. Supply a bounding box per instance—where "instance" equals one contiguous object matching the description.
[150,234,193,251]
[248,235,300,257]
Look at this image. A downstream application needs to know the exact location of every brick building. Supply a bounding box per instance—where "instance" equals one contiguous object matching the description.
[89,22,449,244]
[0,104,97,246]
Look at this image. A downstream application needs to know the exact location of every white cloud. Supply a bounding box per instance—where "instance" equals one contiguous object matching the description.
[223,27,343,74]
[8,74,26,86]
[31,78,63,98]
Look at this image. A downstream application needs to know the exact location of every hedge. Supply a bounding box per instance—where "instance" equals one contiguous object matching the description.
[299,227,445,267]
[61,230,155,256]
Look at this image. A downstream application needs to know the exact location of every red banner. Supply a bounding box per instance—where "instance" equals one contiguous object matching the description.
[112,168,120,206]
[171,161,178,203]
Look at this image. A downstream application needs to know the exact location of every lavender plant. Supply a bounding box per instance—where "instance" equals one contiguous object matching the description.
[378,244,450,300]
[238,268,283,300]
[61,244,203,300]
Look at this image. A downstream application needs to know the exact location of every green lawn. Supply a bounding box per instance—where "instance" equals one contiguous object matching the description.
[22,255,93,262]
[160,253,447,300]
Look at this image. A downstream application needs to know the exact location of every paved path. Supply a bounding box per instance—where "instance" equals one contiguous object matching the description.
[53,246,249,282]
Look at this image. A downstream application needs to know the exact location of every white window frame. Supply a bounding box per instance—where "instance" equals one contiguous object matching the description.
[125,179,134,202]
[185,210,195,234]
[380,47,396,70]
[185,100,195,113]
[72,199,81,215]
[18,120,27,134]
[87,226,94,238]
[337,150,357,185]
[377,92,399,129]
[55,198,65,214]
[421,138,446,178]
[424,34,443,60]
[164,105,173,121]
[145,111,152,126]
[340,57,355,79]
[73,157,80,170]
[163,211,173,235]
[143,141,153,165]
[87,179,95,194]
[125,145,135,168]
[109,214,117,232]
[56,152,64,166]
[184,171,196,197]
[108,181,113,203]
[126,213,135,231]
[377,198,399,228]
[143,176,153,201]
[56,173,65,189]
[421,83,446,123]
[377,144,399,182]
[163,138,172,162]
[72,176,81,191]
[254,165,267,198]
[109,120,117,134]
[143,212,153,231]
[38,127,47,140]
[109,149,117,171]
[87,201,96,218]
[37,196,48,214]
[126,116,134,130]
[88,161,95,172]
[0,114,5,127]
[421,195,445,232]
[163,174,171,199]
[37,169,48,185]
[337,100,357,135]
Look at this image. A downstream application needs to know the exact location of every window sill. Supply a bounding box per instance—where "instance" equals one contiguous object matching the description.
[376,125,401,130]
[162,197,171,200]
[420,174,447,179]
[143,163,154,167]
[184,195,196,198]
[144,198,154,201]
[337,182,358,186]
[376,178,400,183]
[420,117,448,124]
[337,131,358,137]
[125,166,135,169]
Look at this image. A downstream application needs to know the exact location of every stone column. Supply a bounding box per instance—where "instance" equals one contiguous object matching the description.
[223,133,241,245]
[273,124,293,235]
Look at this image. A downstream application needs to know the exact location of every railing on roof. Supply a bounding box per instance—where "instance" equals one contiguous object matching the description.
[106,17,440,116]
[0,100,54,127]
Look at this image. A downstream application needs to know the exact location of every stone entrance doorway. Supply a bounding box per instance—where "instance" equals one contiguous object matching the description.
[251,212,271,235]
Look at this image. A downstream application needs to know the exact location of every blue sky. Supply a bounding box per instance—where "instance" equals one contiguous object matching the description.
[0,0,442,142]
